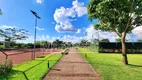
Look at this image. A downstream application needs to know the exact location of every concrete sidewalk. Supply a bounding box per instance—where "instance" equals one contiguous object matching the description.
[44,48,102,80]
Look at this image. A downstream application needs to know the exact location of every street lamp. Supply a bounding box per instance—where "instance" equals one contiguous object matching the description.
[30,10,41,59]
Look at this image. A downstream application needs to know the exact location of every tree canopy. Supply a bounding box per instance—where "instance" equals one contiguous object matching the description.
[0,28,29,41]
[87,0,142,65]
[88,0,142,36]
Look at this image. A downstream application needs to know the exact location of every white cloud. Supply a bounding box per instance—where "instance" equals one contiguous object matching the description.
[70,19,77,21]
[72,0,87,17]
[36,0,44,4]
[0,25,16,29]
[17,35,50,43]
[76,29,81,34]
[84,25,142,42]
[53,0,87,33]
[84,25,117,42]
[132,26,142,34]
[37,35,50,41]
[2,25,142,44]
[60,35,82,43]
[132,26,142,41]
[36,27,44,30]
[52,22,55,24]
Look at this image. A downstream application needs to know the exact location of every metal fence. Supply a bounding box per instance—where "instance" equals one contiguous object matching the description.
[99,42,142,53]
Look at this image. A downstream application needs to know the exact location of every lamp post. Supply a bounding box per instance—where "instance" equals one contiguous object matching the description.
[131,33,134,53]
[97,30,100,52]
[30,10,41,59]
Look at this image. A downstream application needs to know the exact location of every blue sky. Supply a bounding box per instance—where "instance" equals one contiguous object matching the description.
[0,0,142,43]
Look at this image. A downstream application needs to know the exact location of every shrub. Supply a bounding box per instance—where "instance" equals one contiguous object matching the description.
[0,45,4,49]
[0,60,13,74]
[14,45,19,49]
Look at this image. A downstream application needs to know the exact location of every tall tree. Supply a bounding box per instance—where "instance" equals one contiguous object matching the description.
[88,0,142,65]
[0,28,29,42]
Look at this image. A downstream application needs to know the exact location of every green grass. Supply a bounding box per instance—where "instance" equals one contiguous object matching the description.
[0,54,62,80]
[78,48,142,80]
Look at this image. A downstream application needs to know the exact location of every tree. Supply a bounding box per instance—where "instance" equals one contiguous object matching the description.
[0,28,29,48]
[88,0,142,65]
[0,28,29,41]
[100,39,110,42]
[137,39,142,43]
[53,39,64,48]
[116,38,130,42]
[0,9,2,15]
[36,41,50,48]
[80,40,90,47]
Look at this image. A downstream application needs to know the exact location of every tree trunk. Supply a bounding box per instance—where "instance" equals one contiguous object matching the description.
[121,33,128,65]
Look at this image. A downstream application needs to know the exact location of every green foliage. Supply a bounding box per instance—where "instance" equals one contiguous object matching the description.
[0,45,4,49]
[4,41,16,49]
[115,38,130,42]
[88,0,142,36]
[0,42,3,45]
[115,38,121,42]
[137,39,142,43]
[0,9,2,15]
[80,39,91,46]
[52,39,64,48]
[14,45,19,49]
[0,60,13,74]
[26,43,34,48]
[100,39,110,42]
[0,54,62,80]
[88,0,142,64]
[78,48,142,80]
[0,28,29,42]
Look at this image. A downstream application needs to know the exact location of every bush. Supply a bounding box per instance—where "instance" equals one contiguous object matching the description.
[0,45,4,49]
[0,60,13,74]
[14,45,19,49]
[27,43,34,48]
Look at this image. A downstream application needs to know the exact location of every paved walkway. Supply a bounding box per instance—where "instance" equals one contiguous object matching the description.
[44,48,102,80]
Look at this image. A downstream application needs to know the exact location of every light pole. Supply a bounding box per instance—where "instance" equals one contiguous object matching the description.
[30,10,41,59]
[59,36,63,49]
[97,30,100,52]
[131,33,134,53]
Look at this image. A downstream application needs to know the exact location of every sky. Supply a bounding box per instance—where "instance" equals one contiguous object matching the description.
[0,0,142,43]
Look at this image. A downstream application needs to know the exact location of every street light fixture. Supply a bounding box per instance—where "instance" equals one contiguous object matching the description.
[30,10,41,59]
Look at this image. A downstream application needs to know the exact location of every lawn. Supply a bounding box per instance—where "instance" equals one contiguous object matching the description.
[0,53,62,80]
[78,48,142,80]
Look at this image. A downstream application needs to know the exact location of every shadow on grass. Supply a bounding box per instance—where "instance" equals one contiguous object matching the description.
[0,70,23,80]
[128,64,142,68]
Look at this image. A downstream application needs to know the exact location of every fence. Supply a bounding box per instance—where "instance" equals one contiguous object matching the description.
[0,48,64,79]
[99,42,142,53]
[20,54,53,80]
[0,48,53,65]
